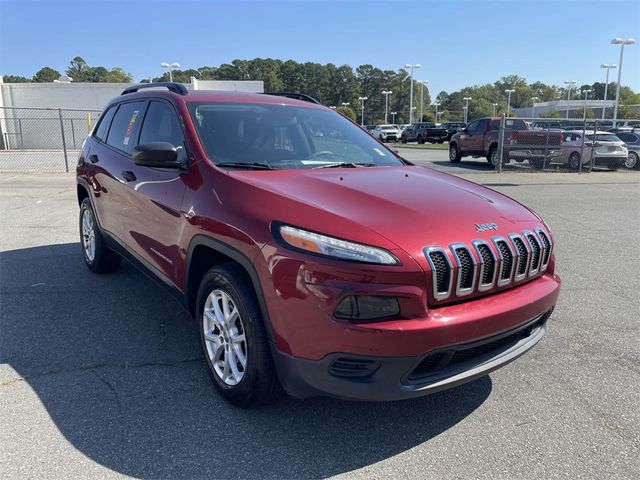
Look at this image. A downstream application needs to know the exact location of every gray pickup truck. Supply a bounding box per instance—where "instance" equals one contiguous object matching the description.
[400,122,449,144]
[449,117,563,168]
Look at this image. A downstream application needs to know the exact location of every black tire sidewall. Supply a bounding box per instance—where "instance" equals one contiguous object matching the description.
[569,152,581,170]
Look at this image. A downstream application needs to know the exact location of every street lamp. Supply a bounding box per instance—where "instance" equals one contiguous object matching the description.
[329,106,337,109]
[462,97,472,123]
[530,96,539,118]
[600,63,617,119]
[341,102,350,108]
[417,81,428,121]
[504,89,515,117]
[382,90,393,123]
[492,103,498,117]
[358,96,368,126]
[404,63,421,124]
[390,111,397,124]
[582,89,593,119]
[432,101,440,123]
[611,38,636,126]
[160,62,180,82]
[563,80,576,118]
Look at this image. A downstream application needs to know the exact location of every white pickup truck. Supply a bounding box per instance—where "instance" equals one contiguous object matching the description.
[372,124,402,142]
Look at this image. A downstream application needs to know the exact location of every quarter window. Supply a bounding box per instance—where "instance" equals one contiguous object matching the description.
[94,105,117,141]
[106,101,146,154]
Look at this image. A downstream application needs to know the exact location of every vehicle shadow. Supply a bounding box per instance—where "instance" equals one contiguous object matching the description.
[430,160,494,171]
[0,243,492,479]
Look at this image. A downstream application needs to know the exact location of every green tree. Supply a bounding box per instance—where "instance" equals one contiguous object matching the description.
[66,56,90,81]
[1,75,31,82]
[32,67,61,82]
[337,106,356,121]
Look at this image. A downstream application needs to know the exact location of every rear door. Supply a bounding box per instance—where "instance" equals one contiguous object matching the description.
[91,100,147,242]
[122,99,188,283]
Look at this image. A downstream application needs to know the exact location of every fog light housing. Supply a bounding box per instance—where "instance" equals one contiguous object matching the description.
[335,295,400,321]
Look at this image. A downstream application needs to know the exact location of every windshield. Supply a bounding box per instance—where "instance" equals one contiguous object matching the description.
[380,125,396,131]
[189,103,404,170]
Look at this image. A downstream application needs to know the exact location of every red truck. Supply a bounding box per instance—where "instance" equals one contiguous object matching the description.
[449,118,563,168]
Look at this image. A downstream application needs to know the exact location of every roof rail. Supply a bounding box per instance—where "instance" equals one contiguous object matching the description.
[121,82,188,96]
[262,92,321,105]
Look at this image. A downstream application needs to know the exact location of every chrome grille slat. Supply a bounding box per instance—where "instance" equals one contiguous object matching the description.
[424,247,453,300]
[450,243,477,296]
[425,227,552,302]
[472,240,497,291]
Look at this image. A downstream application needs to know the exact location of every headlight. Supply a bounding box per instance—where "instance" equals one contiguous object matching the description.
[277,225,400,265]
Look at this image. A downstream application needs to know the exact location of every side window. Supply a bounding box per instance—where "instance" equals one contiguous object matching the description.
[466,120,479,134]
[139,101,187,162]
[476,119,489,132]
[106,101,146,154]
[94,105,117,141]
[617,133,633,142]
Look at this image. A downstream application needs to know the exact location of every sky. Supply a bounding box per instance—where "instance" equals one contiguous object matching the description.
[1,0,638,96]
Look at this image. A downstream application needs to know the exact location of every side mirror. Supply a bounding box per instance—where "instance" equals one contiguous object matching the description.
[132,142,183,169]
[463,128,469,134]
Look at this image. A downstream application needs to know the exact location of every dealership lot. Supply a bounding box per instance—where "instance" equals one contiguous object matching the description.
[1,169,639,479]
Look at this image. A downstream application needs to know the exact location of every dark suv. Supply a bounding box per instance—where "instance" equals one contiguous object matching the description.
[77,83,560,407]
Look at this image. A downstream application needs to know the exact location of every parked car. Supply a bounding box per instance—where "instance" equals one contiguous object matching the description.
[615,131,640,169]
[372,124,402,142]
[77,83,560,407]
[364,125,376,135]
[401,122,449,144]
[441,122,467,141]
[449,118,563,168]
[559,131,628,170]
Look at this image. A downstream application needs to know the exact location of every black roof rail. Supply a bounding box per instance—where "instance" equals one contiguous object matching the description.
[262,92,321,105]
[121,82,188,96]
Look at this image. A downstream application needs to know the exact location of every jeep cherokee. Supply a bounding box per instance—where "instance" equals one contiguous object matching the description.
[76,83,560,407]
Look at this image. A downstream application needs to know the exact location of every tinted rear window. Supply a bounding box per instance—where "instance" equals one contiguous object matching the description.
[106,101,146,154]
[586,134,621,142]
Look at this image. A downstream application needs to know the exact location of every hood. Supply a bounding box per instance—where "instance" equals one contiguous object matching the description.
[229,166,542,260]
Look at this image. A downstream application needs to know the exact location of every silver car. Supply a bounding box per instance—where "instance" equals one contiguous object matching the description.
[372,124,402,142]
[560,130,628,171]
[615,131,640,169]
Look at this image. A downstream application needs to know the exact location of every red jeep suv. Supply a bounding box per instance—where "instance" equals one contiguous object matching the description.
[76,83,560,407]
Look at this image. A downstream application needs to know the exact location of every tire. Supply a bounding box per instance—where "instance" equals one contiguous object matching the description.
[487,145,498,168]
[79,198,121,273]
[624,151,639,169]
[529,159,544,170]
[568,152,581,170]
[449,143,461,163]
[197,263,281,408]
[417,135,424,144]
[401,136,407,144]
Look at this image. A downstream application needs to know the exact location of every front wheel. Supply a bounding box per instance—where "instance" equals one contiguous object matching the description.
[449,143,461,163]
[79,198,121,273]
[568,152,581,170]
[624,151,639,169]
[417,135,424,144]
[197,264,281,408]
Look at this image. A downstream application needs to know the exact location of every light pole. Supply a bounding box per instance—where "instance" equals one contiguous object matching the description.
[358,96,368,126]
[563,80,576,118]
[418,81,428,121]
[160,62,180,82]
[382,90,393,123]
[611,38,636,126]
[432,101,440,123]
[600,63,616,119]
[404,63,421,124]
[530,96,539,118]
[462,97,472,123]
[390,111,397,124]
[341,102,350,108]
[582,89,593,119]
[504,89,515,116]
[492,103,498,117]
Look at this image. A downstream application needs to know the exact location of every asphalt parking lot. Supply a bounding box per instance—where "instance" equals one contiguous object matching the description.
[1,168,639,479]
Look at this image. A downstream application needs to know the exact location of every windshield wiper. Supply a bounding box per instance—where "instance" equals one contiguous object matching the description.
[217,162,277,170]
[312,162,377,169]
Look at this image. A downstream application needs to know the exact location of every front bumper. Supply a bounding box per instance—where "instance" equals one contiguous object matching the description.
[274,309,552,401]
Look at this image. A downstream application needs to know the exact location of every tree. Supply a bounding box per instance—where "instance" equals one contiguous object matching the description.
[66,56,89,81]
[337,106,356,121]
[32,67,61,83]
[1,75,31,83]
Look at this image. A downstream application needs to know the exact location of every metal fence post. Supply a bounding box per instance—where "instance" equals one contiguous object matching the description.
[543,121,550,171]
[578,117,587,174]
[58,108,69,173]
[496,114,506,173]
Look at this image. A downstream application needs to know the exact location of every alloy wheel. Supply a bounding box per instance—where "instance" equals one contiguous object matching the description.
[202,289,247,386]
[81,208,96,262]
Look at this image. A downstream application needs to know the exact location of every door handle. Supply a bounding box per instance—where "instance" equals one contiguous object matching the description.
[122,171,137,182]
[88,154,99,163]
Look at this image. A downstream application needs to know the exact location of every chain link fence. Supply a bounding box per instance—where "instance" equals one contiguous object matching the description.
[0,107,101,172]
[493,116,640,173]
